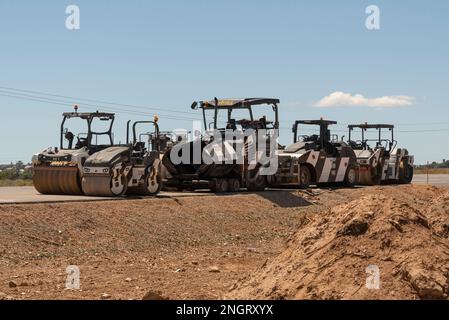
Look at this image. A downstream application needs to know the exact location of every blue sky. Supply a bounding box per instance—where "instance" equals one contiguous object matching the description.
[0,0,448,164]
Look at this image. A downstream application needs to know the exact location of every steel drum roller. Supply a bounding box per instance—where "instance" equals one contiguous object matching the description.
[81,173,127,197]
[33,166,82,195]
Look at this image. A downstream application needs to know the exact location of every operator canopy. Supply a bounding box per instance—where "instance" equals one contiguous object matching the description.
[348,123,394,130]
[295,120,337,126]
[191,98,280,109]
[62,111,115,120]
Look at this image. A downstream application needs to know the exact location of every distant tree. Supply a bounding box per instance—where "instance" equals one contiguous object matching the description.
[0,168,17,180]
[15,161,24,169]
[444,160,449,168]
[20,170,33,180]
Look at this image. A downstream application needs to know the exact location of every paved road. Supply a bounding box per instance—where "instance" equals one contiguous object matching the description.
[0,186,208,204]
[412,174,449,187]
[1,175,447,204]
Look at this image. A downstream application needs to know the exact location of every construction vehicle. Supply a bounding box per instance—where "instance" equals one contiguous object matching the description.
[81,119,162,196]
[32,109,116,195]
[347,123,414,185]
[156,130,191,190]
[157,131,185,153]
[162,98,280,192]
[269,120,359,188]
[33,108,162,196]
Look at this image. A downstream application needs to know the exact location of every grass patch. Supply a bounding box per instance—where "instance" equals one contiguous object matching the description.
[414,168,449,175]
[0,179,34,187]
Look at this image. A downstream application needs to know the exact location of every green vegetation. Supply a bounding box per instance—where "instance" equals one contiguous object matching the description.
[414,168,449,175]
[0,161,33,187]
[0,179,34,187]
[415,159,449,174]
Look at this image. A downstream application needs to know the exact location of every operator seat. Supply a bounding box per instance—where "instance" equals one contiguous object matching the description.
[132,141,146,157]
[226,119,237,130]
[65,131,75,149]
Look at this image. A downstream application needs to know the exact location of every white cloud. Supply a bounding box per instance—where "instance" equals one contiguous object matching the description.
[314,91,415,108]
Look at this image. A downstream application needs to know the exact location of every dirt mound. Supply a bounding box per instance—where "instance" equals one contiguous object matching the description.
[228,186,449,300]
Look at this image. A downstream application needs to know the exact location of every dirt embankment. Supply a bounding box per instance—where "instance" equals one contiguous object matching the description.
[227,185,449,300]
[0,192,312,300]
[0,185,448,300]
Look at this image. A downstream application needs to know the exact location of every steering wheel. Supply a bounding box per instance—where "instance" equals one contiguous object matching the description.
[349,140,363,149]
[75,137,88,149]
[236,119,259,130]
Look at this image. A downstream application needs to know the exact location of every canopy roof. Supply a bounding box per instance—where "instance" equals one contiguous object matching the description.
[348,123,394,129]
[62,111,115,119]
[295,120,337,126]
[196,98,280,110]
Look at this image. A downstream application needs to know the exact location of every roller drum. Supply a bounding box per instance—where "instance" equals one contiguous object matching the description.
[81,174,127,197]
[33,166,82,195]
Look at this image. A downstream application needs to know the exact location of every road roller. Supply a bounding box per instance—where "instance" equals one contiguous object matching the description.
[32,109,116,195]
[81,119,162,196]
[162,98,280,193]
[269,120,359,189]
[347,123,414,185]
[33,108,162,197]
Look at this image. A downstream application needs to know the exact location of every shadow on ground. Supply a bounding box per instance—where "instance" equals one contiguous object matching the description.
[257,191,313,208]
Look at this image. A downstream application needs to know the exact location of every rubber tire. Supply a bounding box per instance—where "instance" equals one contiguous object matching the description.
[228,178,241,193]
[344,166,357,188]
[369,165,382,185]
[299,165,312,189]
[214,178,229,193]
[247,173,267,192]
[399,163,413,184]
[176,183,184,192]
[208,180,216,193]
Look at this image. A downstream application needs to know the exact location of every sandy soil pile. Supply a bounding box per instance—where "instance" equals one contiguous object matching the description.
[228,186,449,300]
